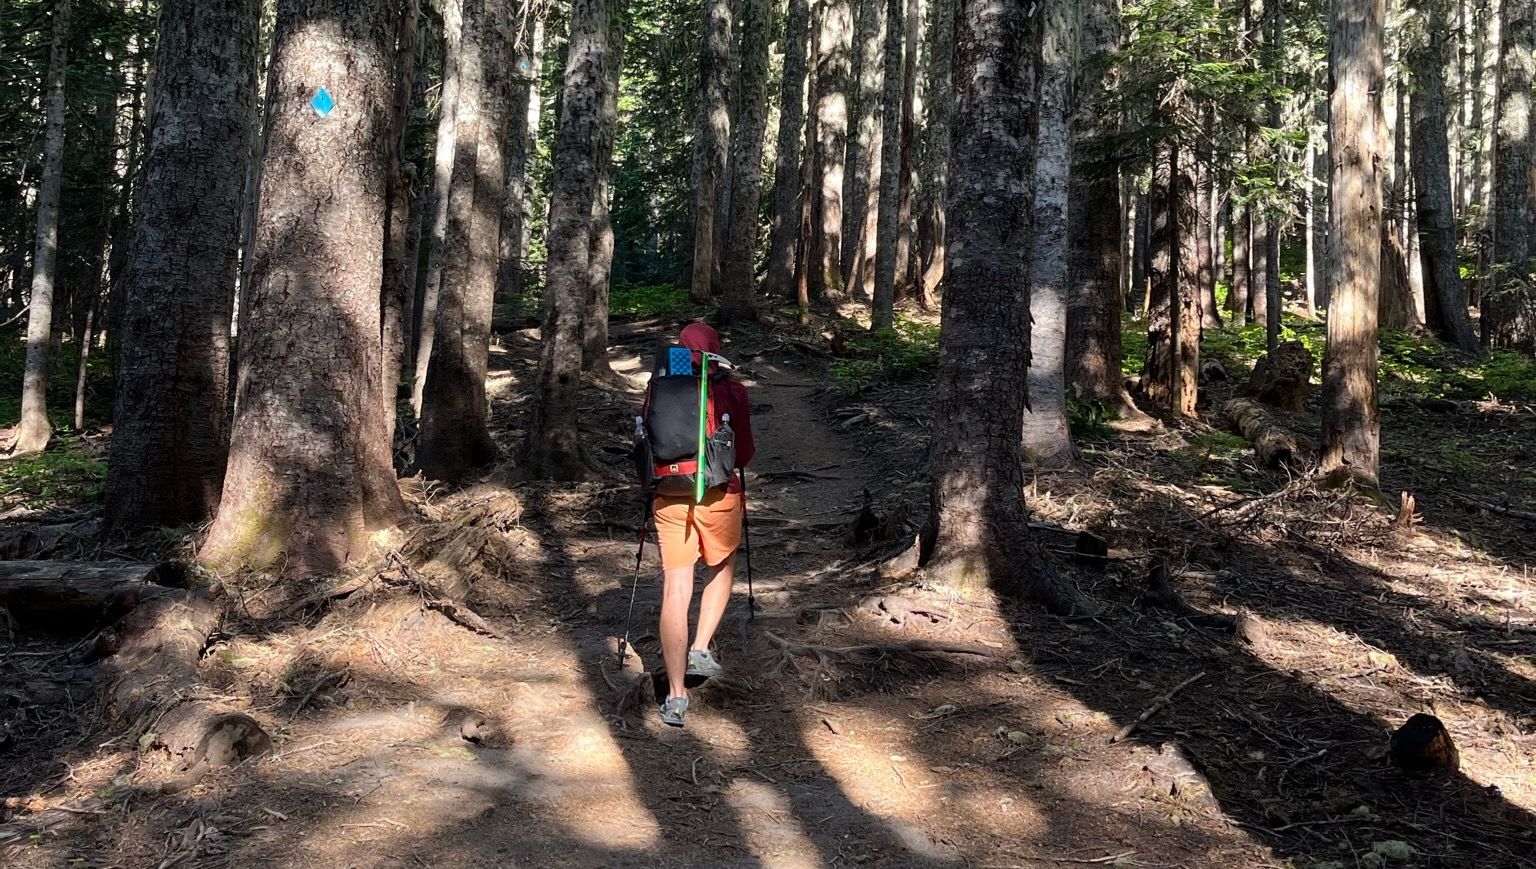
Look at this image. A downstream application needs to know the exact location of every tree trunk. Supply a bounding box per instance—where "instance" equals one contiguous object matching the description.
[1197,152,1221,329]
[1263,0,1283,352]
[200,0,406,575]
[412,0,464,416]
[1144,150,1175,409]
[690,0,732,303]
[1379,226,1418,330]
[418,0,513,481]
[0,561,185,631]
[1321,0,1386,490]
[842,0,884,299]
[1409,0,1480,353]
[810,0,852,304]
[14,0,72,455]
[1487,0,1536,350]
[894,0,919,297]
[1066,0,1139,420]
[583,2,625,363]
[382,0,420,458]
[917,0,953,306]
[1231,196,1251,326]
[1175,145,1202,417]
[1145,145,1200,418]
[104,0,255,530]
[520,0,612,480]
[918,0,1090,615]
[870,0,904,330]
[762,0,811,301]
[1020,0,1077,467]
[499,19,544,305]
[718,0,770,324]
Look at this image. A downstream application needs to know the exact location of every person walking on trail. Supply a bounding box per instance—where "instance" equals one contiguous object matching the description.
[648,323,754,727]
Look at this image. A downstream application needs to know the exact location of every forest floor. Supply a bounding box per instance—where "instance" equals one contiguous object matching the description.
[2,306,1535,868]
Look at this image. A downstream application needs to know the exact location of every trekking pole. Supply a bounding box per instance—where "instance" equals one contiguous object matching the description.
[740,468,757,620]
[617,495,650,667]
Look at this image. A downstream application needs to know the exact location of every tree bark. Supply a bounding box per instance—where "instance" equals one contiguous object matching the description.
[842,0,885,299]
[200,0,406,575]
[894,0,919,297]
[1197,151,1221,328]
[1066,0,1139,421]
[1231,196,1251,326]
[1224,398,1300,469]
[519,0,612,480]
[14,0,72,455]
[919,0,1091,615]
[583,2,625,363]
[1487,0,1536,350]
[105,0,255,530]
[1263,0,1283,351]
[382,0,421,459]
[412,0,464,416]
[810,0,852,304]
[1144,146,1200,418]
[1408,0,1479,353]
[917,0,953,307]
[1021,0,1077,467]
[499,19,545,305]
[418,0,514,481]
[1321,0,1386,489]
[718,0,770,324]
[690,0,732,303]
[762,0,811,301]
[870,0,903,331]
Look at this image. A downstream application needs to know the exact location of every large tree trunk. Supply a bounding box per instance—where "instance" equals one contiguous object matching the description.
[1020,0,1077,467]
[1408,0,1480,353]
[690,0,732,303]
[894,0,919,297]
[200,0,406,575]
[1066,0,1139,420]
[520,0,612,480]
[842,0,884,299]
[762,0,811,301]
[870,0,903,330]
[105,0,257,531]
[916,0,953,306]
[418,0,513,481]
[718,0,770,324]
[499,19,544,305]
[1231,196,1252,326]
[1197,151,1221,328]
[1144,146,1201,417]
[583,2,625,364]
[382,0,421,460]
[1487,0,1536,350]
[918,0,1091,615]
[14,0,71,455]
[810,0,853,304]
[1321,0,1386,490]
[1262,0,1283,351]
[412,0,464,416]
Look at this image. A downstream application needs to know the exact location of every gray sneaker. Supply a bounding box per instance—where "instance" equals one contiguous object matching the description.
[659,696,689,728]
[685,649,724,687]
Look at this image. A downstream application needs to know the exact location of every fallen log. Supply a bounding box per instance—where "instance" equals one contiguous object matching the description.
[1223,398,1300,469]
[0,561,187,631]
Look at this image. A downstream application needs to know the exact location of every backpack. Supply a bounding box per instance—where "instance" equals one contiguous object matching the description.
[633,344,737,500]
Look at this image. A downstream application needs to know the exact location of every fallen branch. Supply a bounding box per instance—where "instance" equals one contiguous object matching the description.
[765,630,1006,662]
[1446,491,1536,524]
[1109,671,1206,744]
[1223,398,1300,469]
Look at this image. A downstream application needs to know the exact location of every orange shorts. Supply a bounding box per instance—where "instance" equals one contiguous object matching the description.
[653,490,744,570]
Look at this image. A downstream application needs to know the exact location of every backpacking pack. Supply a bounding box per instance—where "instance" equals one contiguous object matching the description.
[633,344,737,500]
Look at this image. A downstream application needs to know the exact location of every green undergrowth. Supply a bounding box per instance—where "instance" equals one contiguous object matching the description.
[829,316,941,392]
[609,283,706,319]
[0,435,106,510]
[0,327,114,432]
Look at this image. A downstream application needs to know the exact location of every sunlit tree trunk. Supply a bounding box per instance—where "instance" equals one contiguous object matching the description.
[842,0,884,298]
[810,0,852,304]
[201,0,406,574]
[1144,144,1200,418]
[1487,0,1536,350]
[1409,0,1481,353]
[1321,0,1386,489]
[1020,0,1077,467]
[500,18,544,304]
[14,0,72,455]
[106,0,257,530]
[916,0,952,306]
[583,1,625,362]
[719,0,770,324]
[520,0,613,479]
[412,0,464,415]
[763,0,811,300]
[919,0,1090,615]
[690,0,732,303]
[1230,196,1251,326]
[870,0,903,330]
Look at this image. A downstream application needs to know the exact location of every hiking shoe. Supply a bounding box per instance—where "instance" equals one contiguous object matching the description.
[659,696,689,728]
[685,649,724,687]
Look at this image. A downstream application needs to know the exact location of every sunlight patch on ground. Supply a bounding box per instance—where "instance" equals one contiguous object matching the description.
[724,778,825,869]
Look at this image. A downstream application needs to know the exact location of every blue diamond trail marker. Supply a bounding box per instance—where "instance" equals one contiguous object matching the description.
[310,87,335,117]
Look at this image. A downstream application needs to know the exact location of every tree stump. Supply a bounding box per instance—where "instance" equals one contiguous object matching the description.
[1243,340,1315,411]
[1389,713,1459,774]
[1223,398,1301,469]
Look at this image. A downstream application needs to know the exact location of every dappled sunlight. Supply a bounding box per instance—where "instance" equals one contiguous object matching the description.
[723,778,824,869]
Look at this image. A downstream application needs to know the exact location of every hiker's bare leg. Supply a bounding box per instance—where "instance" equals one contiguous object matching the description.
[691,552,736,652]
[660,565,695,699]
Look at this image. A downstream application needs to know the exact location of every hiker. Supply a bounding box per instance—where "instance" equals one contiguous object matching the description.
[645,322,754,727]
